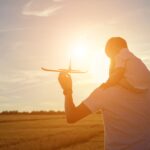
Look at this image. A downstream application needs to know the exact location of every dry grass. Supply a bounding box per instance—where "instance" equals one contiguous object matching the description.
[0,114,104,150]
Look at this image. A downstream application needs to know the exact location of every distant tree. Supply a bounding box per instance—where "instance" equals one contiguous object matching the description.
[0,110,65,115]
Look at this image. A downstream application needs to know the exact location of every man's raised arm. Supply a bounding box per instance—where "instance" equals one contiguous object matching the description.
[58,73,91,123]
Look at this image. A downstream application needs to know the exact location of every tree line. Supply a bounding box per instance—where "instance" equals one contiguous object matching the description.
[0,110,65,115]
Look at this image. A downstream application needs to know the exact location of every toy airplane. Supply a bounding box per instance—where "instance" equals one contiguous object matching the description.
[41,59,87,74]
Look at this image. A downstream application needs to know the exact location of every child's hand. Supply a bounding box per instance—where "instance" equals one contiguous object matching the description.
[100,83,110,89]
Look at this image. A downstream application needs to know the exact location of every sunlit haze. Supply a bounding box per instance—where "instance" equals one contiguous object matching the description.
[0,0,150,111]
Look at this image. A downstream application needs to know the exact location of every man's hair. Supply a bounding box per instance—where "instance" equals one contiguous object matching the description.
[105,37,128,57]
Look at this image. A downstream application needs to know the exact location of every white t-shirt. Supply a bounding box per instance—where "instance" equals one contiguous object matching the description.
[115,48,150,90]
[83,49,150,150]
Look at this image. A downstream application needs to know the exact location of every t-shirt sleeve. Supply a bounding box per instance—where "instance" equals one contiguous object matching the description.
[83,87,105,112]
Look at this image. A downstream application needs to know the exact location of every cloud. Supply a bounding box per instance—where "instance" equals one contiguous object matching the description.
[22,0,64,17]
[0,69,55,106]
[53,0,64,1]
[0,27,25,33]
[23,6,63,17]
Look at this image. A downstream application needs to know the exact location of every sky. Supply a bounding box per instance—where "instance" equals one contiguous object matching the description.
[0,0,150,111]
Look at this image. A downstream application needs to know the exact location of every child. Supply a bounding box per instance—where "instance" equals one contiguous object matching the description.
[100,37,150,93]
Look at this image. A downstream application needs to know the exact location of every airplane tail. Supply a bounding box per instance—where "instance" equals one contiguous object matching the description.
[69,58,72,71]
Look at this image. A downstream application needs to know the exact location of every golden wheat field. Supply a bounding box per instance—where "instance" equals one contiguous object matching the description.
[0,114,104,150]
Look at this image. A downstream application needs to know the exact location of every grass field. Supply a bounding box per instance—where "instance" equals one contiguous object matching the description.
[0,114,104,150]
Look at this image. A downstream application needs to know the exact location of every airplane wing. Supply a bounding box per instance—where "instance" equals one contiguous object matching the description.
[41,67,63,72]
[41,67,87,73]
[69,70,87,73]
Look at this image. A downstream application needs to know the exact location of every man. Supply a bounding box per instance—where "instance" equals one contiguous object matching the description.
[58,37,150,150]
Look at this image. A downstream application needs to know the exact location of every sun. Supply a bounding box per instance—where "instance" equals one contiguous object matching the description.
[69,36,109,84]
[70,38,88,61]
[68,36,90,70]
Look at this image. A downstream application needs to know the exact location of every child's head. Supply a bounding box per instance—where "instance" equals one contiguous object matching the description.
[105,37,128,58]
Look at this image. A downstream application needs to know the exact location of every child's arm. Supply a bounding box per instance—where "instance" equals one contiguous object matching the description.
[100,67,125,89]
[107,67,125,85]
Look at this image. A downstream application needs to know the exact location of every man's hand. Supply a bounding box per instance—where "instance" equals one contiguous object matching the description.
[58,72,72,95]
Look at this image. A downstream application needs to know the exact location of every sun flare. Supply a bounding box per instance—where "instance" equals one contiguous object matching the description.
[90,50,109,83]
[69,37,109,83]
[70,37,89,62]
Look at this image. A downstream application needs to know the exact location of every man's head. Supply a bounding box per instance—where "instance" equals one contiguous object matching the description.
[105,37,128,58]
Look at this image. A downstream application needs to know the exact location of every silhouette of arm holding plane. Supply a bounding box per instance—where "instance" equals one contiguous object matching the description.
[58,73,91,123]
